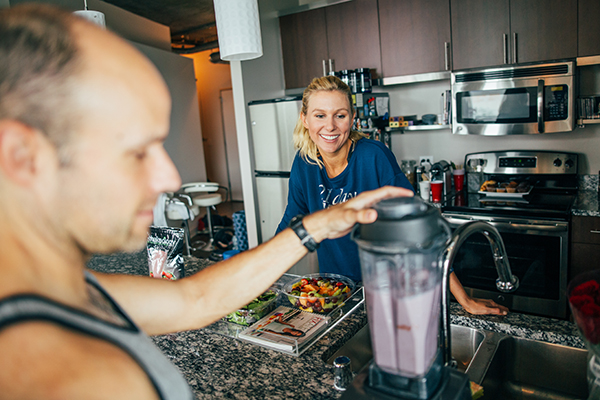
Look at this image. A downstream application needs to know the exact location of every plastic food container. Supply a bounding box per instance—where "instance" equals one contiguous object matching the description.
[223,289,277,326]
[284,273,355,313]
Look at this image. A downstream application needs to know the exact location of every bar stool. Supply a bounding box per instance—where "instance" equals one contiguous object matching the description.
[165,193,199,256]
[180,182,222,251]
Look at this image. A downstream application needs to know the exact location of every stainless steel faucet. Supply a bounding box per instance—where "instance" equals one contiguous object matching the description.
[440,220,519,367]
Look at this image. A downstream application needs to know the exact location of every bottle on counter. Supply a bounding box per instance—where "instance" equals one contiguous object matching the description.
[401,160,416,188]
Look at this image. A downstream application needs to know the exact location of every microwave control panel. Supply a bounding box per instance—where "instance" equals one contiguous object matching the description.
[545,85,568,121]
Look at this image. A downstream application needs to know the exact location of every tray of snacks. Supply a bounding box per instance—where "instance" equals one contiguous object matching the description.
[478,180,532,198]
[204,273,364,355]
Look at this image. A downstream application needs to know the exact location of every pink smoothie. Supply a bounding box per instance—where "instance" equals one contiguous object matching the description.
[366,286,441,377]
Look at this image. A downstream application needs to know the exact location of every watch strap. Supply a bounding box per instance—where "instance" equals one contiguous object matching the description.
[289,215,319,252]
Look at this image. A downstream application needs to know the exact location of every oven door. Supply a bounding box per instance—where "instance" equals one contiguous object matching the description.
[442,213,569,319]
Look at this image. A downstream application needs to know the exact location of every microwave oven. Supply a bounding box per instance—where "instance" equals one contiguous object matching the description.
[451,61,575,135]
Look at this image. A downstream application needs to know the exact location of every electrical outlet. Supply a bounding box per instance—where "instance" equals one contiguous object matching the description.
[419,156,434,165]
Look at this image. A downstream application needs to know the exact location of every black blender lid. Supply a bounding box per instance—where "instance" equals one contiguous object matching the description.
[354,197,445,247]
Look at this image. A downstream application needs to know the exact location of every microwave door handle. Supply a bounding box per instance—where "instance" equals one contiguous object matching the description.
[537,79,545,133]
[503,34,508,64]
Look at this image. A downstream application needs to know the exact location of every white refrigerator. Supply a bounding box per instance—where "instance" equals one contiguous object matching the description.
[248,97,319,275]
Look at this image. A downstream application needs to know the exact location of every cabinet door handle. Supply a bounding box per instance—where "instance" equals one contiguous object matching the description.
[444,42,450,71]
[503,34,508,64]
[513,32,518,64]
[590,230,600,234]
[322,60,327,77]
[328,59,334,75]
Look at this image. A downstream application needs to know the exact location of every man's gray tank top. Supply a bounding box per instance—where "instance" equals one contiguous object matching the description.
[0,272,194,400]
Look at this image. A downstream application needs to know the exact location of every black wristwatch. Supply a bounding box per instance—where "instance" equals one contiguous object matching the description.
[289,215,320,252]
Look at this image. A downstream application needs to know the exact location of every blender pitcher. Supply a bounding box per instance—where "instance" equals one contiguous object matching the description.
[351,196,467,399]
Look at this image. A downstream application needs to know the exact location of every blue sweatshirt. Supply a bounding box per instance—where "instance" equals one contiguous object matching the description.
[276,138,414,282]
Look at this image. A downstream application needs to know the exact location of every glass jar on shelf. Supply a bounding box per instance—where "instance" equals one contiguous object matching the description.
[400,160,417,187]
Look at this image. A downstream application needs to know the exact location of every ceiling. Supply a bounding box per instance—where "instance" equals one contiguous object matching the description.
[99,0,352,55]
[102,0,219,54]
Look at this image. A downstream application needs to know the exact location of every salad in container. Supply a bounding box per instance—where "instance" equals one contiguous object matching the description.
[223,289,278,326]
[284,273,355,313]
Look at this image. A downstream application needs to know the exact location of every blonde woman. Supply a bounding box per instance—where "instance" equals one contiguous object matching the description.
[276,76,413,282]
[275,76,508,316]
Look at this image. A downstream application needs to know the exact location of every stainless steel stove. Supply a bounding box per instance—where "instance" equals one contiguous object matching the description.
[441,150,578,319]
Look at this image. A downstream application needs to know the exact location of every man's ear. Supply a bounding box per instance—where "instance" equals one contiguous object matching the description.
[0,120,41,185]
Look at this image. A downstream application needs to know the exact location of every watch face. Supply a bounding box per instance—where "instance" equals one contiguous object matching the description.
[290,215,303,227]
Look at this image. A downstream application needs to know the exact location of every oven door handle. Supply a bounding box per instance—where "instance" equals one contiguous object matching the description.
[506,222,567,233]
[442,215,568,233]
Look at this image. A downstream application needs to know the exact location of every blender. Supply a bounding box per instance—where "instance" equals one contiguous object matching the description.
[346,196,519,399]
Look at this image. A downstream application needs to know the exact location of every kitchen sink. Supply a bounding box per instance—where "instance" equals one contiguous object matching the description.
[325,324,487,374]
[326,323,590,400]
[479,336,588,400]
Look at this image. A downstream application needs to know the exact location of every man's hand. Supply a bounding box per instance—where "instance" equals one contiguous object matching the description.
[94,186,414,336]
[303,186,414,243]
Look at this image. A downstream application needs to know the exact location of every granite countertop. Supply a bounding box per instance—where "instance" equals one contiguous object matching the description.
[87,251,585,400]
[573,175,600,216]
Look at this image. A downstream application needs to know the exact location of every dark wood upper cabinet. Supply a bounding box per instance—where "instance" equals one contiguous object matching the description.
[378,0,451,77]
[325,0,381,78]
[451,0,510,71]
[578,0,600,57]
[280,1,582,88]
[510,0,576,64]
[279,9,328,90]
[451,0,576,71]
[279,0,381,90]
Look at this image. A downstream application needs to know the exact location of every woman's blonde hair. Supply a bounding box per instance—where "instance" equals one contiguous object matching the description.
[293,75,365,168]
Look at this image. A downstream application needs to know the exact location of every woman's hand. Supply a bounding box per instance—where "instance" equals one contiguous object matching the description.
[461,297,509,316]
[449,271,509,316]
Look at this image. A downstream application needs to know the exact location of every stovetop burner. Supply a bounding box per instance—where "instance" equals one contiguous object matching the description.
[441,150,579,221]
[442,191,576,220]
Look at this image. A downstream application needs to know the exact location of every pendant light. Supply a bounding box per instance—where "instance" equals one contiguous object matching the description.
[73,0,106,29]
[213,0,263,61]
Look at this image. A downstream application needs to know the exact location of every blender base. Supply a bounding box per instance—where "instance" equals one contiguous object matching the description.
[340,361,471,400]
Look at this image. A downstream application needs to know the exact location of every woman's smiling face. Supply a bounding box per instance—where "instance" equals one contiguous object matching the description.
[301,90,354,158]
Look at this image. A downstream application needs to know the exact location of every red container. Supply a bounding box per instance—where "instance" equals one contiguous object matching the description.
[431,181,444,202]
[453,169,465,192]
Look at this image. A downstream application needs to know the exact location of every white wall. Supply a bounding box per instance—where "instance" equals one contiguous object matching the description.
[231,0,291,247]
[136,42,207,184]
[184,51,234,188]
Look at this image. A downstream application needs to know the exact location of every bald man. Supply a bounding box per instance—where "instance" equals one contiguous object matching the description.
[0,5,412,399]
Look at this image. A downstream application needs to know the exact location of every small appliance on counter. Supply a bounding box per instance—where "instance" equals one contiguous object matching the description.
[347,197,480,400]
[430,161,452,197]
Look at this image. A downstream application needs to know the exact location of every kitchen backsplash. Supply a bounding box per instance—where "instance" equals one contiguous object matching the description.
[579,174,599,191]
